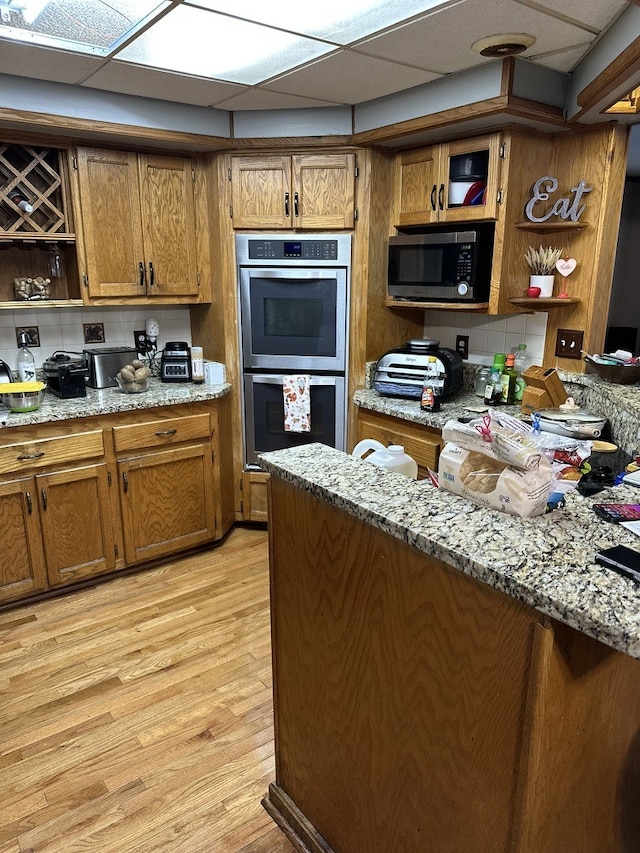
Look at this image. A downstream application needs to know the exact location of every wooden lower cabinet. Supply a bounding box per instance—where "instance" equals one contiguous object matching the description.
[266,477,640,853]
[0,396,233,605]
[118,444,216,564]
[241,470,269,523]
[355,407,444,477]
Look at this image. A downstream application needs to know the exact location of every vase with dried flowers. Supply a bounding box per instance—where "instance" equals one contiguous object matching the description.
[525,245,564,298]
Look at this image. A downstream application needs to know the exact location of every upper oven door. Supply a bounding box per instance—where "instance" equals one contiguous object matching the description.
[239,267,348,371]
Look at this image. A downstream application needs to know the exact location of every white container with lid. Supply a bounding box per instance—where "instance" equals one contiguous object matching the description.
[352,439,418,478]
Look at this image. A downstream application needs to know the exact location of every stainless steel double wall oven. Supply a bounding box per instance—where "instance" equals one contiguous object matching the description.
[236,233,351,469]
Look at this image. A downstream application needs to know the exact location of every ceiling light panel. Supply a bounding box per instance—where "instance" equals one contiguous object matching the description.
[116,5,335,82]
[187,0,452,44]
[0,0,168,54]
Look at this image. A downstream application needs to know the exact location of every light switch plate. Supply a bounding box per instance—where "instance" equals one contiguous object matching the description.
[555,328,583,359]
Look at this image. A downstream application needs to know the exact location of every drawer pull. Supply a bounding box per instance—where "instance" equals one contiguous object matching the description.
[26,492,32,514]
[41,487,47,510]
[155,428,177,436]
[17,451,45,461]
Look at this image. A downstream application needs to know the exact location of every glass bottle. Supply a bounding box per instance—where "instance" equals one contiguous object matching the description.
[47,243,64,279]
[17,331,36,382]
[500,353,517,404]
[484,354,505,406]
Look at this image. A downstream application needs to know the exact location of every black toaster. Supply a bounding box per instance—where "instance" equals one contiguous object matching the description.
[373,339,463,400]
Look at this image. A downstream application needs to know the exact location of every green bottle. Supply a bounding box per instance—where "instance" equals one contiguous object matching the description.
[500,353,517,405]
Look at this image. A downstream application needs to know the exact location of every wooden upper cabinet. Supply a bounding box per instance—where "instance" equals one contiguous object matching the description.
[75,147,199,300]
[394,134,504,226]
[230,153,356,230]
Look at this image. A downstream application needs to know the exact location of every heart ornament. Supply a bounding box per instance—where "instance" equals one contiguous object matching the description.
[556,257,577,277]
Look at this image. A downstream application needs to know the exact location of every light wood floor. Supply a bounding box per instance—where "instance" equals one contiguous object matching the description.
[0,526,296,853]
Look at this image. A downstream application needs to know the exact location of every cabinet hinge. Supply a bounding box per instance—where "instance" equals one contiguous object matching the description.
[114,544,119,558]
[107,471,112,486]
[82,273,89,288]
[72,155,78,171]
[354,165,359,178]
[354,208,359,221]
[191,168,196,182]
[500,143,506,159]
[228,167,232,181]
[229,204,233,218]
[197,272,201,288]
[497,189,504,204]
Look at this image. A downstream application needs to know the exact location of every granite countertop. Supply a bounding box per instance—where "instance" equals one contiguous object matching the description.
[0,378,231,429]
[260,443,640,661]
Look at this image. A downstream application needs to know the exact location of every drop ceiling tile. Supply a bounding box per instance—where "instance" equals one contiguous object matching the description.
[82,62,245,107]
[519,0,626,32]
[528,45,592,73]
[355,0,598,74]
[213,89,339,111]
[264,50,441,105]
[0,40,103,84]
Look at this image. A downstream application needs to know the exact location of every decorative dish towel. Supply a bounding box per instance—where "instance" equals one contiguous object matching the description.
[283,375,311,433]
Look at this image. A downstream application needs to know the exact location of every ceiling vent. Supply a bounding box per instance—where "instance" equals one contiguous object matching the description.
[472,34,536,58]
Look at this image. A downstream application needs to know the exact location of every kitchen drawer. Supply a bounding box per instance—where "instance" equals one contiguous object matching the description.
[356,409,443,476]
[0,430,105,476]
[113,413,211,453]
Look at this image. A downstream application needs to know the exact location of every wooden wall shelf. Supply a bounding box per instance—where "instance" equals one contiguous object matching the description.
[510,296,580,307]
[515,221,587,233]
[0,299,83,310]
[385,298,490,311]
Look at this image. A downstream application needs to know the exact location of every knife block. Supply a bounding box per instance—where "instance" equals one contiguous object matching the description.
[521,366,567,414]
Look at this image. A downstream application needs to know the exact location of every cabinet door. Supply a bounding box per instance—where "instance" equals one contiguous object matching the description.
[118,444,216,565]
[394,147,441,226]
[0,477,47,603]
[138,154,199,298]
[292,153,356,229]
[76,147,145,298]
[439,134,502,222]
[230,155,292,229]
[37,463,116,586]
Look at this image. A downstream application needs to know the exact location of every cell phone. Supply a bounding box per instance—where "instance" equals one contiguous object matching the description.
[595,545,640,583]
[593,503,640,522]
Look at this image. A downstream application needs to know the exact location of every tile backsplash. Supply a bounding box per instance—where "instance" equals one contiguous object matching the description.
[423,309,548,365]
[0,305,192,371]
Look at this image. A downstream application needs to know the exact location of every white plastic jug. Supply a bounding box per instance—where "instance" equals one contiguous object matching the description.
[351,439,418,479]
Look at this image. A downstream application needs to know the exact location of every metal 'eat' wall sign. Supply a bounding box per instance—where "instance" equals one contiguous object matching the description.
[525,176,592,223]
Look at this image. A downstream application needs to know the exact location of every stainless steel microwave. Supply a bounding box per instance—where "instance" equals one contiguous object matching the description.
[387,226,494,302]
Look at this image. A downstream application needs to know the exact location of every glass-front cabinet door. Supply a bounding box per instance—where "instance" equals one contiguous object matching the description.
[394,133,503,226]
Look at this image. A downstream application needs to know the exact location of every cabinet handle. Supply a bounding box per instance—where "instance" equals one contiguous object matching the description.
[284,192,289,217]
[294,192,299,217]
[41,487,47,511]
[122,472,128,493]
[438,183,444,211]
[17,451,45,461]
[430,184,436,211]
[139,261,145,288]
[25,492,32,514]
[155,428,177,436]
[148,261,155,287]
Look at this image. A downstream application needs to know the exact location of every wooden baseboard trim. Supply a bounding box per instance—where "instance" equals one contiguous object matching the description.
[262,784,335,853]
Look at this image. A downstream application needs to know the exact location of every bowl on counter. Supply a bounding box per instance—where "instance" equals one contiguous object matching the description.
[584,355,640,384]
[0,381,46,412]
[115,375,150,394]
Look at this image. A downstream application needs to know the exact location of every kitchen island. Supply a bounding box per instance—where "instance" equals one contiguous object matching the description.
[260,442,640,853]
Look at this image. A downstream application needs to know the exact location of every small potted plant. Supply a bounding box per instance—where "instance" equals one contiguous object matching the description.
[525,245,564,298]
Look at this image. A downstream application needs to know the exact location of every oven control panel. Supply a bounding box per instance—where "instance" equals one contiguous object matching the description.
[248,239,338,261]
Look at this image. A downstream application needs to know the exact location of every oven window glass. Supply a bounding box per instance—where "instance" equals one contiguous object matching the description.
[397,247,443,283]
[248,277,338,357]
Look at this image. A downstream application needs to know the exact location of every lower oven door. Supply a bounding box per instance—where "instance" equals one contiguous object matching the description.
[243,373,346,468]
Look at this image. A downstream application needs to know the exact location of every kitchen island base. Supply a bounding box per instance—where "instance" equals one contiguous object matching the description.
[266,475,640,853]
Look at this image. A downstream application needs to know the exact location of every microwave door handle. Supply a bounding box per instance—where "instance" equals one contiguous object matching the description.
[430,184,436,211]
[438,183,445,211]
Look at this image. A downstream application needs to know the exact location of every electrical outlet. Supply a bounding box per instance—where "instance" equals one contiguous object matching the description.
[555,328,584,359]
[455,334,469,360]
[134,330,149,354]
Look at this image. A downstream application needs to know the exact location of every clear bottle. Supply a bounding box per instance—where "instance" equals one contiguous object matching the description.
[47,243,64,279]
[513,343,531,403]
[17,331,36,382]
[500,353,517,404]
